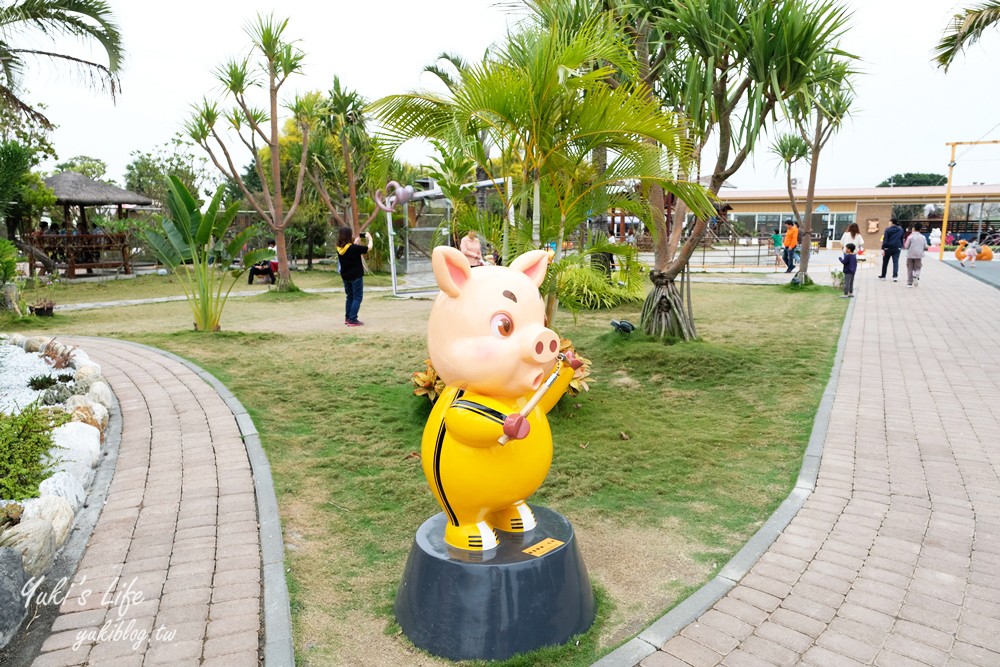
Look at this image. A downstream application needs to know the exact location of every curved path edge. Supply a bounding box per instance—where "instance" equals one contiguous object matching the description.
[74,336,295,666]
[593,298,856,667]
[79,337,295,667]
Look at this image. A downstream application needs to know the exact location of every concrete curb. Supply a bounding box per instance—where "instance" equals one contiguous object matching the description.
[74,338,295,667]
[592,296,856,667]
[941,259,1000,292]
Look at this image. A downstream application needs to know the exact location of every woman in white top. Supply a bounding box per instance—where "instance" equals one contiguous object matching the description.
[840,222,864,253]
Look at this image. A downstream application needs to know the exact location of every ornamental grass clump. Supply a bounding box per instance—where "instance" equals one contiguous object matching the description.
[0,403,68,501]
[144,175,270,332]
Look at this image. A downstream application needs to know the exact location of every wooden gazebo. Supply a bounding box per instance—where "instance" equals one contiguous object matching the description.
[33,173,154,278]
[43,172,153,232]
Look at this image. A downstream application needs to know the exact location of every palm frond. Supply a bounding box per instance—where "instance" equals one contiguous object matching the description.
[934,1,1000,70]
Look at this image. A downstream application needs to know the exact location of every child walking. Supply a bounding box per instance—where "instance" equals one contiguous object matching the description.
[839,243,857,298]
[337,226,372,326]
[904,222,928,287]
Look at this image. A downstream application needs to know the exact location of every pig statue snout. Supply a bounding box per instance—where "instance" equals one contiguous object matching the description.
[529,327,560,364]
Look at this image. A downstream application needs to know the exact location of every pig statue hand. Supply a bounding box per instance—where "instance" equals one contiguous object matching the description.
[419,246,577,551]
[503,413,530,440]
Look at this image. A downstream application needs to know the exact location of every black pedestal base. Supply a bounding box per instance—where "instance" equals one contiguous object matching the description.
[394,505,595,661]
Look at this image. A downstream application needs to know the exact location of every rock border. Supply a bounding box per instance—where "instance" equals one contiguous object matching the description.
[0,337,122,661]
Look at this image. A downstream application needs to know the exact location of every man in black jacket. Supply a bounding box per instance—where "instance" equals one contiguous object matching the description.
[879,219,905,281]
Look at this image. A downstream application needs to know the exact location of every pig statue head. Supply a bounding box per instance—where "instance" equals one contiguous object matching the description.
[428,247,561,398]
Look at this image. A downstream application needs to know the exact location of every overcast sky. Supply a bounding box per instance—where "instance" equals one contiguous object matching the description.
[19,0,1000,191]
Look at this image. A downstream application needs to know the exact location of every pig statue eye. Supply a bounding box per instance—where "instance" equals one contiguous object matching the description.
[490,312,514,338]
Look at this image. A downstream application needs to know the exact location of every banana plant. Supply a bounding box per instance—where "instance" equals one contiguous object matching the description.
[144,175,269,331]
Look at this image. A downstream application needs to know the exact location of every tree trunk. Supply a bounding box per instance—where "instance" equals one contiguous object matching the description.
[475,165,488,210]
[544,213,567,324]
[274,229,292,290]
[641,267,697,340]
[342,130,361,236]
[1,283,22,316]
[649,183,667,270]
[796,119,823,282]
[531,176,541,245]
[592,145,607,240]
[14,240,56,275]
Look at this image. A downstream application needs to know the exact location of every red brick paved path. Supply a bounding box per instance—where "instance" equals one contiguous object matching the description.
[32,339,262,667]
[643,260,1000,667]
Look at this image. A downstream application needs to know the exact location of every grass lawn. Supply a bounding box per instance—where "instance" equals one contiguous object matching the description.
[20,267,393,305]
[1,280,846,666]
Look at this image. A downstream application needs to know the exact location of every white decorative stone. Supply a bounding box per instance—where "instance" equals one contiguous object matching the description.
[23,337,50,353]
[50,422,101,489]
[70,350,95,371]
[63,395,88,411]
[0,519,55,578]
[85,381,114,410]
[7,334,25,348]
[20,496,75,547]
[38,472,86,513]
[73,364,102,387]
[69,402,108,433]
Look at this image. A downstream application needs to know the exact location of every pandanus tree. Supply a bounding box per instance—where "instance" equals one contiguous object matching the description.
[771,132,809,227]
[935,1,1000,70]
[781,55,855,281]
[424,53,494,211]
[185,14,315,291]
[639,0,851,339]
[0,0,123,127]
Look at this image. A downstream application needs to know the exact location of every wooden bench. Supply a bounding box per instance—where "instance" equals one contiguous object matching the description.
[28,233,133,279]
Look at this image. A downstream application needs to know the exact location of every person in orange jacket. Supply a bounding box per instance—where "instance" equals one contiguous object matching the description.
[782,220,799,273]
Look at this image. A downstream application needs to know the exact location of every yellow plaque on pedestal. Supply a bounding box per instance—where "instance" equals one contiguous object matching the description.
[523,538,564,558]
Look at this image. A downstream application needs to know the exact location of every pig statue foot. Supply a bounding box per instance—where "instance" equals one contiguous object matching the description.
[488,501,537,533]
[445,520,499,551]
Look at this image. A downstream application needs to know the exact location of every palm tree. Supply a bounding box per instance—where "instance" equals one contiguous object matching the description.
[373,8,714,322]
[424,52,495,211]
[0,0,123,127]
[935,1,1000,71]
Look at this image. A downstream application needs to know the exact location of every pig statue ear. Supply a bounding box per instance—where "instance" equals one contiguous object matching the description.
[508,250,550,288]
[432,246,472,297]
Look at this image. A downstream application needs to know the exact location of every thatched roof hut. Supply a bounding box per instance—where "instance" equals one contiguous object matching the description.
[43,172,153,232]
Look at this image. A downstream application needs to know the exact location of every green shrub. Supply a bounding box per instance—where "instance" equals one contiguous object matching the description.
[28,374,57,390]
[0,238,16,285]
[557,264,646,311]
[0,403,68,501]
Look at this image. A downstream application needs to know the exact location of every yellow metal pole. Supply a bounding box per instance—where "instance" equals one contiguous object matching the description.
[939,143,957,260]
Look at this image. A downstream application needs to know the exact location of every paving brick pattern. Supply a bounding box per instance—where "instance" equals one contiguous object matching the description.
[32,340,262,666]
[642,260,1000,666]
